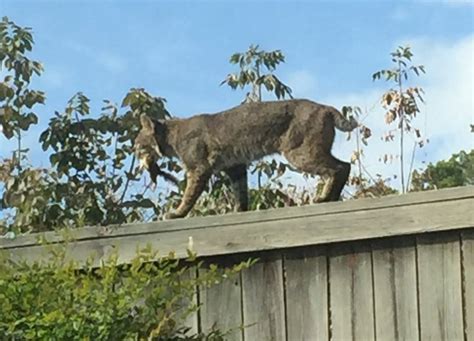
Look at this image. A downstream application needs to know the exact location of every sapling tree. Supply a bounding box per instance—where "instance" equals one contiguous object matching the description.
[373,46,426,193]
[221,44,293,103]
[0,16,45,171]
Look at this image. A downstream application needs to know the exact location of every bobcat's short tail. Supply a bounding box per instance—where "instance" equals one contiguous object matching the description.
[330,107,359,132]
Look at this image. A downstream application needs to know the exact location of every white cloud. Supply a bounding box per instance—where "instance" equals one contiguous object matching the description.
[65,41,126,74]
[324,34,474,191]
[96,52,126,74]
[276,34,473,193]
[390,7,410,22]
[37,66,70,89]
[287,70,318,98]
[413,0,473,6]
[409,35,474,159]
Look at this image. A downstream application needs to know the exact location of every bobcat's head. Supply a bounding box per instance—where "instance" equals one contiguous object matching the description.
[134,114,164,176]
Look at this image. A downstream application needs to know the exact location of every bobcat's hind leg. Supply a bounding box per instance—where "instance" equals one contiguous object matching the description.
[314,160,350,202]
[165,168,211,219]
[326,159,350,201]
[285,149,350,202]
[224,164,248,212]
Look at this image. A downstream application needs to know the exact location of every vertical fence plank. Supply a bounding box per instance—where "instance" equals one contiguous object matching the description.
[329,242,375,341]
[284,246,328,341]
[372,237,419,341]
[181,267,199,335]
[417,232,464,340]
[242,254,286,341]
[462,230,474,340]
[199,269,243,341]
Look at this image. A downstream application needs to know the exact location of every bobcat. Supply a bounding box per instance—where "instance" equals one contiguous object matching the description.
[135,99,358,219]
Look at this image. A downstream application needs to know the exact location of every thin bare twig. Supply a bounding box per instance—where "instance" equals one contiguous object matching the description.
[119,155,136,204]
[355,125,364,189]
[398,60,406,194]
[406,141,417,193]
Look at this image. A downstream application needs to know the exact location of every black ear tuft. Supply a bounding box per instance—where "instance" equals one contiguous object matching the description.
[140,114,155,132]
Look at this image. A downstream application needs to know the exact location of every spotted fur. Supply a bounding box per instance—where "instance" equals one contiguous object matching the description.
[134,99,358,219]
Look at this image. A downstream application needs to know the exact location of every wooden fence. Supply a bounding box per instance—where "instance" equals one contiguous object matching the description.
[1,186,473,340]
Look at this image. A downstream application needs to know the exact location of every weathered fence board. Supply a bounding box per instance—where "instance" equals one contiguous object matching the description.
[182,267,199,335]
[417,232,464,340]
[329,242,375,341]
[462,230,474,340]
[372,237,419,341]
[199,269,243,340]
[284,247,328,341]
[2,186,471,251]
[4,192,473,268]
[241,255,286,341]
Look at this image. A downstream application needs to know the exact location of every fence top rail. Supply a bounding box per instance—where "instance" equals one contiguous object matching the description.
[2,186,473,251]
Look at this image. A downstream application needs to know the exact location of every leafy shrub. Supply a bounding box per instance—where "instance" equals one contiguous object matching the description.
[411,149,474,191]
[0,244,252,340]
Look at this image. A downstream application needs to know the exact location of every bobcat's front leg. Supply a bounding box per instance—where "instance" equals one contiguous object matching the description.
[164,168,211,219]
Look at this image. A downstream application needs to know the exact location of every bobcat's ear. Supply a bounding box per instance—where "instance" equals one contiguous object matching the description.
[140,114,155,132]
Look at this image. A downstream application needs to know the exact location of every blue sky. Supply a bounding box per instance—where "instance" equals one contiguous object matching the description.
[1,0,473,190]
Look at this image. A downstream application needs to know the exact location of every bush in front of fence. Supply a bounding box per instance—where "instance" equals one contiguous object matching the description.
[0,244,252,340]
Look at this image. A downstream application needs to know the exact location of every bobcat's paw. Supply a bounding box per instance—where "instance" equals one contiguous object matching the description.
[163,212,182,220]
[314,196,331,204]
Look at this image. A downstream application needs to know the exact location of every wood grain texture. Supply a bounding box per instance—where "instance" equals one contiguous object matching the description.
[199,269,243,341]
[284,246,328,341]
[2,186,472,250]
[328,242,375,341]
[4,196,473,267]
[242,256,286,341]
[372,237,419,341]
[417,232,464,340]
[182,267,199,335]
[462,230,474,340]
